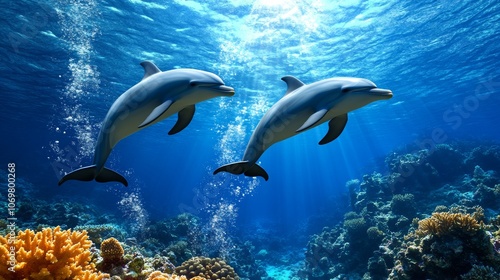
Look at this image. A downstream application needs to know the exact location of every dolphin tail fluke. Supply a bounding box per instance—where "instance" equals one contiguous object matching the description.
[213,161,269,181]
[58,165,97,186]
[95,168,129,186]
[244,164,269,181]
[58,165,128,187]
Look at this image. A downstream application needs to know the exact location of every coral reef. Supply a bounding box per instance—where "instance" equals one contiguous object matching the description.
[74,224,122,245]
[0,193,123,242]
[469,165,500,208]
[302,141,500,279]
[225,240,268,280]
[3,140,499,280]
[303,226,350,278]
[113,250,176,279]
[391,194,416,218]
[460,265,500,280]
[146,213,200,265]
[389,209,500,279]
[26,201,102,228]
[385,144,466,194]
[466,145,500,172]
[343,217,368,238]
[148,214,200,247]
[0,226,108,279]
[146,271,189,280]
[175,257,239,280]
[165,240,194,265]
[366,227,384,242]
[145,271,209,280]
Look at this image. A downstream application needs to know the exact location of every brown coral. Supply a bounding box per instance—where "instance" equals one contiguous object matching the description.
[100,237,124,261]
[416,212,481,237]
[0,226,108,280]
[175,257,239,280]
[146,271,191,280]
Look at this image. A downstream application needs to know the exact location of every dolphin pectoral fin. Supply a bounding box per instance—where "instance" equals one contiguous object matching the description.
[95,167,128,187]
[58,165,97,186]
[297,109,328,132]
[244,164,269,181]
[168,105,195,135]
[213,161,269,181]
[281,76,305,95]
[140,61,161,80]
[319,114,348,145]
[138,100,173,128]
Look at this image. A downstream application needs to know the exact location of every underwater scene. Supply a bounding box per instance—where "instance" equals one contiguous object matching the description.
[1,0,500,279]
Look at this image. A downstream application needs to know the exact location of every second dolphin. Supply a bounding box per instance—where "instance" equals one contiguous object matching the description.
[214,76,392,180]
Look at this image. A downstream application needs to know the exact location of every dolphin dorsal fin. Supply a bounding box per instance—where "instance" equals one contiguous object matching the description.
[140,61,161,80]
[281,76,305,95]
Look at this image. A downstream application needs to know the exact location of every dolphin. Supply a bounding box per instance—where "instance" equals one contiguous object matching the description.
[213,76,392,180]
[59,61,235,186]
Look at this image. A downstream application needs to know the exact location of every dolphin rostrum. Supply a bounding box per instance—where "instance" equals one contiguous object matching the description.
[213,76,392,180]
[59,61,235,186]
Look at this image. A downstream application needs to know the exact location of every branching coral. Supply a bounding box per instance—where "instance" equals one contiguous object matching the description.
[416,212,481,237]
[76,271,110,280]
[0,234,13,275]
[0,226,108,280]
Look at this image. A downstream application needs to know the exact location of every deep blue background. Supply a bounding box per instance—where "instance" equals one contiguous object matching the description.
[1,0,499,233]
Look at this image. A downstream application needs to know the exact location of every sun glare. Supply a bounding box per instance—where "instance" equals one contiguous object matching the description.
[255,0,289,8]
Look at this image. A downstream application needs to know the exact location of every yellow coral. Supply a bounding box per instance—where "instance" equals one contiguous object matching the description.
[75,270,110,280]
[0,226,109,280]
[100,237,124,261]
[416,212,481,237]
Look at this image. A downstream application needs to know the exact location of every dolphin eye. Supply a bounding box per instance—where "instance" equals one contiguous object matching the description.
[189,81,199,87]
[341,88,350,94]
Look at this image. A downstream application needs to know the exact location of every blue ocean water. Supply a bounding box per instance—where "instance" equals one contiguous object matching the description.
[1,0,500,277]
